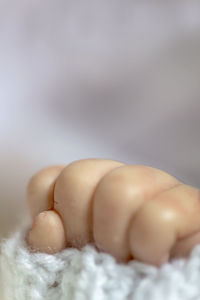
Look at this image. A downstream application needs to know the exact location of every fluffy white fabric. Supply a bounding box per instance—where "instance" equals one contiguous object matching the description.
[1,228,200,300]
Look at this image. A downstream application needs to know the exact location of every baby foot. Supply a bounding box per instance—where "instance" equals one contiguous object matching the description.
[26,159,200,266]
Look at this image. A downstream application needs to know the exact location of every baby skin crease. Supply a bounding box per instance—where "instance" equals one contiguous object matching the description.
[27,159,200,266]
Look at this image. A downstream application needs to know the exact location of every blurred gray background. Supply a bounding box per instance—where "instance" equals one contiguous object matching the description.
[0,0,200,238]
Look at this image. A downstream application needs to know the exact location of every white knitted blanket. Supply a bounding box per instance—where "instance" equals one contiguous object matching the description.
[1,228,200,300]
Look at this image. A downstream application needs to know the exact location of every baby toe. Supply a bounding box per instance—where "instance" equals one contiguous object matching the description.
[27,210,66,254]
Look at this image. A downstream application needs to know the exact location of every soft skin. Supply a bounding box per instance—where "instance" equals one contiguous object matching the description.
[27,159,200,266]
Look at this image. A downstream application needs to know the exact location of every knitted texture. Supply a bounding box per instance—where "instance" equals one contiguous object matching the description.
[1,228,200,300]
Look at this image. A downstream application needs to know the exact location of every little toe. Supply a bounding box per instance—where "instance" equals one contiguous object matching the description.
[27,210,66,254]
